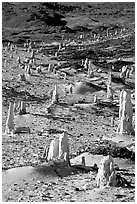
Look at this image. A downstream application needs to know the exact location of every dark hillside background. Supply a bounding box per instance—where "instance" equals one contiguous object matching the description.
[2,2,135,43]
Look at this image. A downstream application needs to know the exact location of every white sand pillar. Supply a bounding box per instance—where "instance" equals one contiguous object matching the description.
[93,33,96,39]
[10,44,13,51]
[52,85,59,104]
[25,65,28,72]
[5,102,14,134]
[81,59,84,66]
[82,156,85,166]
[17,56,21,63]
[84,58,88,70]
[5,46,8,52]
[120,65,127,81]
[94,95,97,103]
[107,84,113,100]
[52,67,56,74]
[58,44,61,51]
[63,73,67,81]
[96,155,117,188]
[4,59,7,67]
[47,139,59,162]
[112,65,115,70]
[48,63,52,72]
[115,29,117,35]
[117,89,134,134]
[111,115,114,127]
[32,58,36,66]
[13,101,20,113]
[126,69,130,78]
[58,132,70,165]
[46,132,70,166]
[88,60,94,77]
[107,73,113,100]
[30,50,35,59]
[107,29,109,37]
[27,65,31,75]
[108,72,112,85]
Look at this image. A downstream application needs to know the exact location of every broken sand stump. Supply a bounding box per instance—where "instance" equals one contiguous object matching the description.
[36,66,42,74]
[55,52,58,57]
[10,53,13,58]
[14,112,31,134]
[5,102,14,134]
[19,73,26,81]
[13,101,22,113]
[46,103,54,116]
[48,63,53,72]
[117,89,134,134]
[5,101,31,134]
[96,155,117,188]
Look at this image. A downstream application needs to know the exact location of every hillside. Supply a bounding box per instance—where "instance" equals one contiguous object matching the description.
[2,2,135,43]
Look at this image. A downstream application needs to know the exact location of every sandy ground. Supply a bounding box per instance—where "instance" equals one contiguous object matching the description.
[2,36,135,202]
[2,153,135,202]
